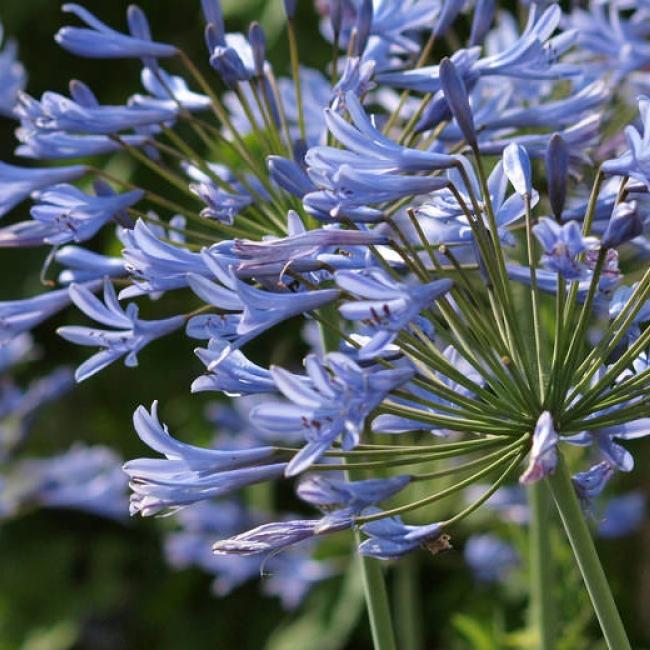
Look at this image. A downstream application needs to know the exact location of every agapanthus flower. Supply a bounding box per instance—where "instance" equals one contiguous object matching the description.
[57,279,185,381]
[0,22,27,118]
[251,353,414,475]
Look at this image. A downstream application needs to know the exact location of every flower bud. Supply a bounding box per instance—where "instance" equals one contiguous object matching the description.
[439,57,477,149]
[355,0,373,56]
[545,133,568,221]
[602,201,643,249]
[248,22,266,77]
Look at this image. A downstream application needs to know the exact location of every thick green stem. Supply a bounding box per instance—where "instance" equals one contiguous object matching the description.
[528,482,555,650]
[394,555,424,650]
[353,529,398,650]
[547,456,632,650]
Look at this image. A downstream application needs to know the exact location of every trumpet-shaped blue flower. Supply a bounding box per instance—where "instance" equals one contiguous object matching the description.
[130,68,210,112]
[55,4,177,62]
[29,182,143,245]
[417,159,538,247]
[0,162,86,218]
[123,401,282,516]
[533,218,597,279]
[251,353,414,476]
[601,201,644,249]
[337,269,453,358]
[57,279,185,382]
[21,81,176,136]
[572,462,615,505]
[0,284,91,344]
[359,510,448,559]
[55,246,126,284]
[120,217,209,298]
[192,339,276,396]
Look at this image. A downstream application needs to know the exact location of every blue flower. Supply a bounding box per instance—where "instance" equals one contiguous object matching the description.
[359,511,448,560]
[572,462,615,506]
[187,252,339,361]
[192,339,276,396]
[251,353,414,476]
[21,81,177,136]
[336,269,452,358]
[120,217,209,298]
[29,182,143,245]
[297,474,411,530]
[0,284,87,344]
[234,215,387,280]
[417,158,538,247]
[130,68,210,112]
[55,4,177,62]
[0,162,86,218]
[533,218,597,280]
[503,143,533,196]
[601,201,644,249]
[123,402,283,516]
[0,23,27,118]
[55,246,126,284]
[2,445,128,521]
[212,519,324,556]
[57,279,185,382]
[464,534,518,583]
[519,411,558,484]
[598,493,646,539]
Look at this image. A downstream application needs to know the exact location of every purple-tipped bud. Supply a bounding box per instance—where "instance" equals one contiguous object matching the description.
[209,47,250,87]
[329,0,343,37]
[602,201,643,249]
[545,133,569,221]
[469,0,495,46]
[503,143,532,196]
[434,0,466,38]
[283,0,297,19]
[439,57,477,149]
[355,0,373,56]
[248,22,266,77]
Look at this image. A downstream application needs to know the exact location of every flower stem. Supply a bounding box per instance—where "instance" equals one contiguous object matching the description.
[528,482,555,650]
[394,555,424,650]
[353,530,398,650]
[547,455,632,650]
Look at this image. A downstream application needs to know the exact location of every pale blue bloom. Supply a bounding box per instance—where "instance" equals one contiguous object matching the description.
[130,67,210,112]
[0,162,86,218]
[124,401,282,516]
[251,352,414,476]
[0,23,27,118]
[464,534,518,583]
[417,159,539,247]
[55,4,177,62]
[359,510,447,559]
[192,339,276,396]
[503,143,532,196]
[533,218,597,279]
[20,81,176,135]
[57,279,185,382]
[1,445,128,520]
[573,462,615,506]
[602,201,644,249]
[120,217,209,298]
[29,182,143,245]
[0,284,92,344]
[55,246,126,284]
[337,269,452,358]
[519,411,558,484]
[598,492,646,538]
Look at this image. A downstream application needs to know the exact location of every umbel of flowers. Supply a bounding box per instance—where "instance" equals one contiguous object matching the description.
[0,0,649,647]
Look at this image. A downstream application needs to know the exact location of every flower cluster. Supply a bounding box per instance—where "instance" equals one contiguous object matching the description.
[0,0,649,613]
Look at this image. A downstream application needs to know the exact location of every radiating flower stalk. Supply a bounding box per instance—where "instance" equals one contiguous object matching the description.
[1,0,649,647]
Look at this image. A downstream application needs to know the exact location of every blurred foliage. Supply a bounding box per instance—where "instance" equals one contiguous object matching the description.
[0,1,649,649]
